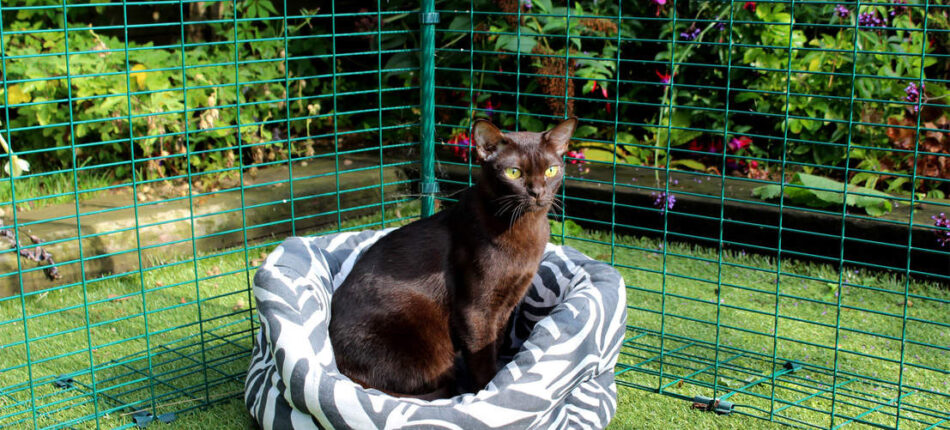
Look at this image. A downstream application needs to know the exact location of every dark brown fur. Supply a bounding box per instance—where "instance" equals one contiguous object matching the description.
[329,118,578,398]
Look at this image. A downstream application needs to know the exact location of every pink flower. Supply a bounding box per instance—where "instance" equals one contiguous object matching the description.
[655,70,673,84]
[484,99,496,117]
[448,132,472,161]
[565,150,586,165]
[728,136,752,152]
[589,82,608,98]
[743,2,757,12]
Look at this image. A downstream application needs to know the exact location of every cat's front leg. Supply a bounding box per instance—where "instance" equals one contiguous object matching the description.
[457,310,499,392]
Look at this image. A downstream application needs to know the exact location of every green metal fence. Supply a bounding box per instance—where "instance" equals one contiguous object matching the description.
[1,0,948,428]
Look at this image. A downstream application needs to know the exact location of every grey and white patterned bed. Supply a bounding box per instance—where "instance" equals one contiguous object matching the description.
[245,229,626,429]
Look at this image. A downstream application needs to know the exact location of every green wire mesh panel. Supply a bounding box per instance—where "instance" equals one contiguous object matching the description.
[0,1,421,428]
[1,0,949,429]
[432,0,948,429]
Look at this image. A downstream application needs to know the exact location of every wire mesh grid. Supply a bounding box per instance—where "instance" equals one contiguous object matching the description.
[432,0,948,428]
[0,0,947,428]
[0,1,420,428]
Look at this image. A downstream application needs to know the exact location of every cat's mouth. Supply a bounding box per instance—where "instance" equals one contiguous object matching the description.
[526,197,552,211]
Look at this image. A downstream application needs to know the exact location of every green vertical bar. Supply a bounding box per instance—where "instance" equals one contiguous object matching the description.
[609,3,623,268]
[0,9,39,429]
[557,0,573,247]
[177,0,211,407]
[120,0,163,422]
[116,0,158,417]
[281,0,297,236]
[467,1,475,185]
[896,2,931,427]
[377,3,387,226]
[831,0,865,425]
[657,0,679,391]
[514,5,521,132]
[232,0,256,364]
[770,0,797,418]
[419,0,438,217]
[331,3,342,230]
[713,0,741,405]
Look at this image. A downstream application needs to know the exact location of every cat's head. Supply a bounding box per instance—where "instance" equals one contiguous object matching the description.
[471,117,578,213]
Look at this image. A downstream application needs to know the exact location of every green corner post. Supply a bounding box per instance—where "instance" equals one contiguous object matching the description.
[420,0,439,217]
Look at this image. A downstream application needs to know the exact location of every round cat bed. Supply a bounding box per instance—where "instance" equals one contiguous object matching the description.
[245,229,626,429]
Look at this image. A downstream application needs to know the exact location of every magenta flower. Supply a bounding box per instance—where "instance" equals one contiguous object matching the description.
[933,213,949,247]
[905,82,924,112]
[890,0,906,16]
[565,150,586,165]
[655,70,673,84]
[904,82,923,102]
[448,132,472,161]
[680,26,701,41]
[728,136,752,152]
[651,192,676,212]
[484,99,496,117]
[858,11,885,28]
[834,4,850,17]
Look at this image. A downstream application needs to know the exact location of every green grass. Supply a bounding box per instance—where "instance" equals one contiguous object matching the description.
[0,171,113,212]
[555,224,950,430]
[1,209,947,429]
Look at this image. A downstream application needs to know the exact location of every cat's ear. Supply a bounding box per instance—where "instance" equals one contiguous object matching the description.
[472,119,506,161]
[542,117,578,157]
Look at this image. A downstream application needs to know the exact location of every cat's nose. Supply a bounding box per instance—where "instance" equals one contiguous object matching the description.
[527,185,543,198]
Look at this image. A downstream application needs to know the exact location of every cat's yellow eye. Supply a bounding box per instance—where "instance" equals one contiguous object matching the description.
[544,165,560,178]
[503,167,522,179]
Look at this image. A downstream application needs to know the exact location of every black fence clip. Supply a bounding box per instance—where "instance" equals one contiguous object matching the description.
[691,395,735,415]
[132,411,153,428]
[53,376,75,390]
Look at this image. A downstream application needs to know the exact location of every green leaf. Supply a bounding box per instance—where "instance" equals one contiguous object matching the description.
[542,17,567,33]
[448,16,470,31]
[886,177,909,193]
[518,115,544,132]
[495,34,536,53]
[753,184,783,200]
[573,125,598,139]
[670,159,706,171]
[795,173,846,204]
[788,118,802,134]
[534,0,552,13]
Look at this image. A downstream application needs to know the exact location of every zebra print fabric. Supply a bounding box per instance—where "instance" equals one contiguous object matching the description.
[245,230,626,429]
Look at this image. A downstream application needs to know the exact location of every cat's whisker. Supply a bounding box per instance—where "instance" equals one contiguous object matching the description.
[495,200,516,217]
[510,200,528,230]
[397,187,470,201]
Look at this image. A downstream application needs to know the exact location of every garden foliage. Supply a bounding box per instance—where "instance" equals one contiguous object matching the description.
[0,0,947,213]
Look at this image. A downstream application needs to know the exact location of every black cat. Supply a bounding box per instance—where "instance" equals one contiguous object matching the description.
[329,117,578,398]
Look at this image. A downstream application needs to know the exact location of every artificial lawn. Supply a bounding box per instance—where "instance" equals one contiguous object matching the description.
[1,210,946,429]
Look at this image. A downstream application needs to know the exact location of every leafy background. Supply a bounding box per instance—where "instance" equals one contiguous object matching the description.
[0,0,947,217]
